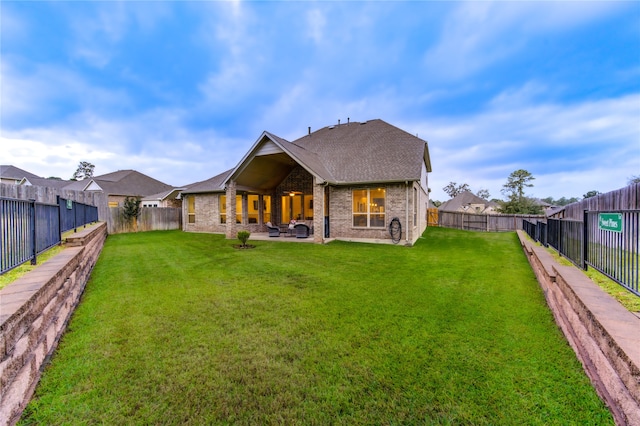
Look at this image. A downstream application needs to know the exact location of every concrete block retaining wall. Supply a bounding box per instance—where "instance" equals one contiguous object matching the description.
[0,222,107,426]
[517,230,639,426]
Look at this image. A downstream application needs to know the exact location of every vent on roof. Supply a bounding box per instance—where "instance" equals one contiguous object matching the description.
[360,121,367,125]
[329,125,335,129]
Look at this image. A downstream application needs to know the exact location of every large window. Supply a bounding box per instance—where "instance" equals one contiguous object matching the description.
[263,195,271,224]
[248,195,259,224]
[353,188,385,228]
[220,195,241,224]
[281,193,313,224]
[187,196,195,224]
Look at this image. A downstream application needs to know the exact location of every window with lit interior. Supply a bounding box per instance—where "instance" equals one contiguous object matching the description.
[352,188,385,228]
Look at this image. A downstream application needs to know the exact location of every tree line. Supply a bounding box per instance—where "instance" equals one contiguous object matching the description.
[435,171,640,214]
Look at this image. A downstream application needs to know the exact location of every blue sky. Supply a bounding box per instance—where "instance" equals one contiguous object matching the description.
[1,1,638,202]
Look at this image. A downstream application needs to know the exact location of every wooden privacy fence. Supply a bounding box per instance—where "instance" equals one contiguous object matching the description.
[108,207,182,234]
[559,182,639,220]
[438,211,545,232]
[427,208,439,227]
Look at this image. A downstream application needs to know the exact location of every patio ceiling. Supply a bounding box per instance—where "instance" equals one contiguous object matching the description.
[234,153,297,191]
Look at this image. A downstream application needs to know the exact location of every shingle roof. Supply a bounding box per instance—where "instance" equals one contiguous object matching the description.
[200,119,431,193]
[291,119,430,184]
[180,170,231,194]
[141,188,185,201]
[63,169,173,197]
[21,176,71,189]
[0,165,41,180]
[438,191,495,212]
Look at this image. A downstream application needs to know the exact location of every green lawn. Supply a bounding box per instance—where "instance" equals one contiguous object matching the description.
[20,228,612,425]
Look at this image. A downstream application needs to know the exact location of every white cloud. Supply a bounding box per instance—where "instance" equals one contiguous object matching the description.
[408,92,640,201]
[1,61,131,124]
[1,107,250,187]
[306,9,326,45]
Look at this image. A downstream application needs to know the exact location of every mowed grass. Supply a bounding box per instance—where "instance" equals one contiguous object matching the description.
[20,228,612,425]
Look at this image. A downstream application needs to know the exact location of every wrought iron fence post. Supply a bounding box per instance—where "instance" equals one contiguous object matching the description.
[30,199,37,265]
[57,195,63,245]
[583,210,588,271]
[73,199,78,233]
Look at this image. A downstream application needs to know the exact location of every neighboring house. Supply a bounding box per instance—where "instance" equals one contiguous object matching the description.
[0,165,41,185]
[438,191,499,215]
[181,119,432,245]
[19,176,71,189]
[141,188,185,208]
[64,169,173,207]
[532,198,555,213]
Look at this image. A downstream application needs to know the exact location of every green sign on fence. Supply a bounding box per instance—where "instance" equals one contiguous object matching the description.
[598,213,623,233]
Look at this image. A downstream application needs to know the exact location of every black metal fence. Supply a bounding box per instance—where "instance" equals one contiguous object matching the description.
[58,196,99,232]
[585,210,639,297]
[0,196,98,275]
[523,210,639,296]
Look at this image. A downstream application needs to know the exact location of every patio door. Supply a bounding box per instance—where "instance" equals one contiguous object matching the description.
[282,194,303,223]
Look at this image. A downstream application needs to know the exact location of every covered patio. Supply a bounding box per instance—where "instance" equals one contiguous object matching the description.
[222,132,326,243]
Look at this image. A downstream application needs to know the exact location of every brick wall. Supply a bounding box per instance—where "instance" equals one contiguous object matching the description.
[182,193,226,234]
[0,223,107,426]
[328,183,411,242]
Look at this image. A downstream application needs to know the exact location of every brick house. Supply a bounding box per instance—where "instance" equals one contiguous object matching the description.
[64,170,174,208]
[438,191,499,214]
[181,119,432,245]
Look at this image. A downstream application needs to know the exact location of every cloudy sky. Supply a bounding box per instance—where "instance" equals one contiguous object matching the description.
[1,1,638,202]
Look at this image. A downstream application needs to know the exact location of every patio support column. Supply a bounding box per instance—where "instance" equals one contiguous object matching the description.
[313,178,324,243]
[226,181,237,239]
[241,194,248,226]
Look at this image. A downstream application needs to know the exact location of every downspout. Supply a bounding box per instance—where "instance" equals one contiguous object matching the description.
[405,181,409,243]
[322,181,329,241]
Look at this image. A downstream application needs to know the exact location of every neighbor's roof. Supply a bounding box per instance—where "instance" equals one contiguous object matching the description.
[20,176,71,189]
[0,165,41,181]
[64,169,173,197]
[438,191,495,212]
[141,188,185,201]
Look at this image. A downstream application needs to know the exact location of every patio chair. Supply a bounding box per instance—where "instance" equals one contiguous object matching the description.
[266,222,280,237]
[294,223,310,238]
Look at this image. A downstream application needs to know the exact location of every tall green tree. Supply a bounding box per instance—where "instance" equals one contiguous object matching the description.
[499,169,541,214]
[476,188,491,200]
[501,169,534,201]
[443,182,470,198]
[583,190,601,199]
[72,161,95,180]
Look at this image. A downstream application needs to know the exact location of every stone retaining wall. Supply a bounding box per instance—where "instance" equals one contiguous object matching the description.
[0,222,107,426]
[517,230,639,425]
